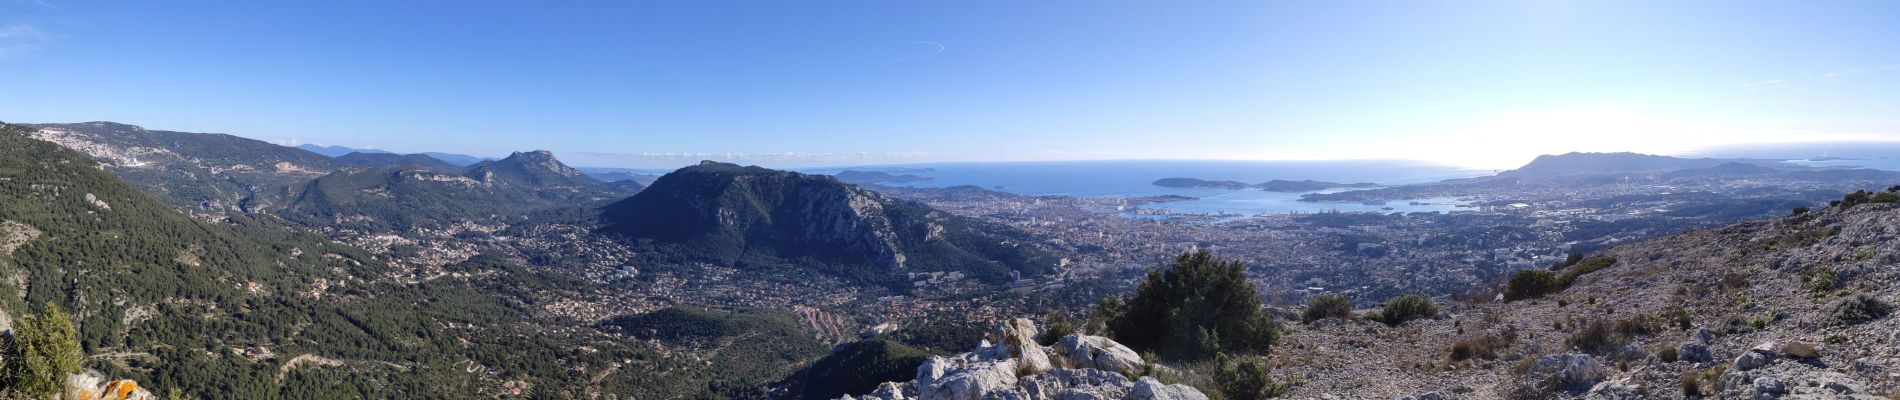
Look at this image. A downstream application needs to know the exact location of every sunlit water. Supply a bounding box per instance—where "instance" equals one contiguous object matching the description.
[813,160,1491,216]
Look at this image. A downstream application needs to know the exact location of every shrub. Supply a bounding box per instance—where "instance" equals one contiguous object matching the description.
[1613,313,1664,337]
[1558,256,1617,286]
[1657,345,1680,362]
[1505,269,1562,301]
[1790,206,1810,216]
[1103,250,1282,361]
[1672,309,1693,330]
[1702,363,1729,386]
[1805,267,1839,296]
[1374,294,1439,327]
[1448,327,1517,362]
[1682,371,1702,396]
[1717,270,1751,290]
[1213,354,1290,400]
[1301,294,1354,324]
[1,303,84,400]
[1040,313,1078,346]
[1567,319,1619,355]
[1831,294,1893,325]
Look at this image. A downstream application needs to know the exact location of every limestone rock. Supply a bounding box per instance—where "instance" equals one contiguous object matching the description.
[1677,341,1713,363]
[996,318,1053,375]
[1584,379,1642,400]
[1057,334,1144,375]
[65,371,155,400]
[926,359,1021,400]
[1778,341,1820,359]
[1126,377,1209,400]
[844,317,1207,400]
[1526,353,1607,393]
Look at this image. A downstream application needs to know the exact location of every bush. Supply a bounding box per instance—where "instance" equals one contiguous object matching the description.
[1671,309,1694,330]
[1301,295,1354,324]
[1657,345,1680,363]
[1039,313,1078,346]
[1505,269,1562,301]
[1831,294,1893,325]
[1805,267,1839,296]
[1682,371,1702,396]
[1448,327,1517,362]
[1558,256,1617,286]
[1790,206,1809,216]
[1613,313,1664,337]
[1567,319,1619,355]
[1103,250,1282,361]
[1213,355,1290,400]
[1373,294,1438,327]
[1,303,84,400]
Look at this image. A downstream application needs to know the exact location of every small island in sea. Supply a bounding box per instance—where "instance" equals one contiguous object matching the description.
[1152,177,1378,192]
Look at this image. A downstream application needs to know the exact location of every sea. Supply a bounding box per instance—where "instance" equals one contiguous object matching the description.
[802,160,1494,216]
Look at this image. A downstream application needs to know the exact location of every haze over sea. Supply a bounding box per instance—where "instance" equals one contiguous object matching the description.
[808,160,1493,216]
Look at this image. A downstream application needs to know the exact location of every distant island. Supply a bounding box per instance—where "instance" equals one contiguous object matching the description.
[1258,179,1380,192]
[1151,177,1253,190]
[1152,177,1378,192]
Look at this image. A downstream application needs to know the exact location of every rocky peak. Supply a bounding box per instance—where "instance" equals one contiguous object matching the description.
[497,150,580,177]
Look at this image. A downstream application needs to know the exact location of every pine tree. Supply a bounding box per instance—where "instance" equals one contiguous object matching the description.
[1103,249,1280,361]
[2,302,85,399]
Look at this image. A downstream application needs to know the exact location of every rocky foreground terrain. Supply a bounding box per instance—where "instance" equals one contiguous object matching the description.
[843,318,1209,400]
[1263,198,1900,399]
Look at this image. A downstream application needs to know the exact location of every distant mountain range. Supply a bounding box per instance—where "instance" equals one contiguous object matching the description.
[283,150,638,232]
[296,143,389,157]
[419,151,494,167]
[1300,151,1900,203]
[23,121,636,233]
[333,152,462,172]
[28,122,341,214]
[600,161,1054,289]
[295,143,493,167]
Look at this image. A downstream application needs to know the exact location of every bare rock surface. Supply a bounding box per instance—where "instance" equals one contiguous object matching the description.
[842,319,1207,400]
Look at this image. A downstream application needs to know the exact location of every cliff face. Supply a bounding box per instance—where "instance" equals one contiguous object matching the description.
[601,161,1053,289]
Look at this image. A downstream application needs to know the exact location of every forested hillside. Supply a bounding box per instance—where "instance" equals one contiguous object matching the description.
[0,122,806,398]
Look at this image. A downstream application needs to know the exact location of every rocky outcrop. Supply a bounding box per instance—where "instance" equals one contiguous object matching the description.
[1676,328,1716,363]
[66,370,155,400]
[1056,334,1144,375]
[1523,353,1608,393]
[841,319,1206,400]
[1126,377,1208,400]
[1716,340,1884,399]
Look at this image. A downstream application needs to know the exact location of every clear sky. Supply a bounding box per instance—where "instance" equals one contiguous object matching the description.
[2,0,1896,169]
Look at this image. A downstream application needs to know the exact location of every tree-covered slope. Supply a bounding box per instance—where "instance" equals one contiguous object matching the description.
[281,150,634,232]
[0,121,678,398]
[24,122,340,215]
[600,161,1054,289]
[332,152,461,172]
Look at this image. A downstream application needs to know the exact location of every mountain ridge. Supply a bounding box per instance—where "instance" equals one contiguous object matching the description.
[600,161,1054,289]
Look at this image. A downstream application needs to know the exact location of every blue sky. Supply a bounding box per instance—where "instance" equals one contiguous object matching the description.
[1,0,1897,168]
